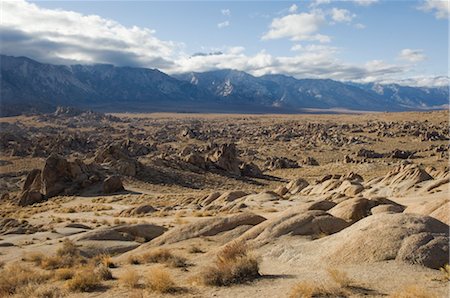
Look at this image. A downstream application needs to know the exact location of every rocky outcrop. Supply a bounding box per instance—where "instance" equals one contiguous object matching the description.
[150,212,266,245]
[207,143,241,176]
[18,153,120,205]
[94,144,141,177]
[324,213,449,269]
[102,176,124,194]
[264,157,299,170]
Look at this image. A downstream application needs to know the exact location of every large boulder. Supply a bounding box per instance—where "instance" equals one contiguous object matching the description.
[150,212,266,246]
[207,143,241,176]
[94,144,140,176]
[18,154,101,205]
[329,197,403,223]
[236,209,349,246]
[286,178,309,194]
[102,176,124,194]
[264,157,299,170]
[76,223,166,242]
[323,213,449,269]
[41,153,71,197]
[119,205,157,217]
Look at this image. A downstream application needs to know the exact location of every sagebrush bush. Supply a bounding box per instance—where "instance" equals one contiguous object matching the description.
[288,281,348,298]
[146,266,178,293]
[120,268,140,288]
[0,263,50,296]
[65,267,101,292]
[327,268,353,288]
[198,241,260,286]
[141,248,187,268]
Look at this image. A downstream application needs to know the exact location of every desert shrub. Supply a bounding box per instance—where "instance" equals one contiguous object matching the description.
[327,268,353,288]
[23,252,45,266]
[65,267,101,292]
[141,248,187,268]
[95,265,113,281]
[288,281,348,298]
[92,254,116,268]
[120,268,140,288]
[188,245,204,254]
[389,285,437,298]
[146,266,177,293]
[197,241,260,286]
[15,284,65,298]
[57,239,79,257]
[54,268,75,280]
[0,263,50,296]
[127,255,142,265]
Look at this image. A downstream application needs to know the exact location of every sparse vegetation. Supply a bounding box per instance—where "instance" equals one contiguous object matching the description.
[146,266,178,293]
[127,255,142,265]
[197,241,260,286]
[120,268,141,288]
[288,281,348,298]
[65,266,101,292]
[54,268,75,280]
[0,263,50,296]
[327,268,354,288]
[141,248,187,268]
[189,245,204,254]
[95,265,113,281]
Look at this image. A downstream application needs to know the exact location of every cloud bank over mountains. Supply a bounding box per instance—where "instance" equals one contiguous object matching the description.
[1,0,447,87]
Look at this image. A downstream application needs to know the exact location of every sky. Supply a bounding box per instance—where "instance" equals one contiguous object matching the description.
[1,0,449,86]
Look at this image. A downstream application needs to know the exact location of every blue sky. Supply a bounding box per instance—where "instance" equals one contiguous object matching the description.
[2,0,449,86]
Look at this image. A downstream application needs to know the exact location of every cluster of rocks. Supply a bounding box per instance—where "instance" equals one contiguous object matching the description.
[180,143,263,178]
[18,153,124,206]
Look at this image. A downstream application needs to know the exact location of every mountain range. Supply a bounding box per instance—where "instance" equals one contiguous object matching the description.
[0,55,448,116]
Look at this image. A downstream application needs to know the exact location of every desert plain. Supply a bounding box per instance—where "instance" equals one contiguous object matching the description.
[0,108,449,297]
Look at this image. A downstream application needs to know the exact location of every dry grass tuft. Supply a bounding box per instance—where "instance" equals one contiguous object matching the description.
[0,263,50,296]
[146,266,178,293]
[15,284,66,298]
[439,264,450,281]
[389,285,437,298]
[188,245,204,254]
[95,265,113,281]
[93,254,116,268]
[120,268,141,288]
[327,268,353,288]
[54,268,75,280]
[57,239,79,257]
[127,255,142,265]
[26,239,86,270]
[65,267,101,292]
[288,281,348,298]
[197,241,260,286]
[141,248,187,268]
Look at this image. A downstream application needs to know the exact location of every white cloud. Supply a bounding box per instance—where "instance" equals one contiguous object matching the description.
[310,0,331,7]
[398,49,427,62]
[288,4,298,13]
[1,0,440,87]
[418,0,449,19]
[330,8,356,23]
[217,20,230,29]
[221,9,231,16]
[352,0,379,6]
[262,11,330,42]
[172,45,408,85]
[1,0,178,68]
[378,76,449,87]
[355,23,366,29]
